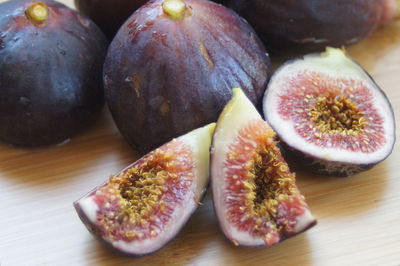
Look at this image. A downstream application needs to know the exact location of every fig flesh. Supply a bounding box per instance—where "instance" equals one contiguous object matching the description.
[74,0,148,39]
[74,123,215,256]
[212,88,316,247]
[104,0,271,154]
[220,0,398,53]
[263,47,396,177]
[0,0,107,147]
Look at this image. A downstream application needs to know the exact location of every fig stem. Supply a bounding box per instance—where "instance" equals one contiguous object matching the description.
[26,2,49,24]
[162,0,187,20]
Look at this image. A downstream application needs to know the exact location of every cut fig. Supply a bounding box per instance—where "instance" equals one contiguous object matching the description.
[104,0,271,154]
[74,123,215,256]
[263,47,396,177]
[211,88,316,247]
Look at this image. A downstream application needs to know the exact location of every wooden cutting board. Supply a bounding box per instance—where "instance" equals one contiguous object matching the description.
[1,0,399,265]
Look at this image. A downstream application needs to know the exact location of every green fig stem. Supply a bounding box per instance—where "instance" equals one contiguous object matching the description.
[162,0,187,20]
[26,2,49,24]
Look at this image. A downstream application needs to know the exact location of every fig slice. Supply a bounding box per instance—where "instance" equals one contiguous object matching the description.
[263,47,396,177]
[211,88,316,247]
[74,123,215,256]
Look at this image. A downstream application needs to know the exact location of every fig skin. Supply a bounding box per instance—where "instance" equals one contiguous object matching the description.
[212,88,316,247]
[263,47,396,177]
[104,0,271,154]
[0,0,108,147]
[74,0,148,39]
[220,0,398,53]
[74,123,215,256]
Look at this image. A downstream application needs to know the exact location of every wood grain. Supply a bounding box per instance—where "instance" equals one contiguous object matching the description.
[0,1,399,265]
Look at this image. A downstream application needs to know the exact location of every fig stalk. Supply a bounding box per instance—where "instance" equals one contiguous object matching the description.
[26,2,49,23]
[162,0,187,19]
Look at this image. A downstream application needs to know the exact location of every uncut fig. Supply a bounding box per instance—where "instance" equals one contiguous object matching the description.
[263,47,396,177]
[211,88,316,247]
[74,0,148,39]
[221,0,398,53]
[0,0,107,147]
[104,0,271,154]
[74,123,215,256]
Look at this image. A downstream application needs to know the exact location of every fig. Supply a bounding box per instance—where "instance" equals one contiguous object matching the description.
[211,88,316,247]
[0,0,107,147]
[74,0,148,39]
[221,0,398,53]
[104,0,271,154]
[263,47,396,177]
[74,123,215,256]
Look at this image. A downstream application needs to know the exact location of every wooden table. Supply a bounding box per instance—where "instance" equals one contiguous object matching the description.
[1,0,399,265]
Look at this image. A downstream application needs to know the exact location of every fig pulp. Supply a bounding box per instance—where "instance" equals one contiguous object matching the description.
[263,47,396,177]
[0,0,107,147]
[212,88,316,247]
[104,0,271,154]
[221,0,398,53]
[74,123,215,256]
[74,0,148,39]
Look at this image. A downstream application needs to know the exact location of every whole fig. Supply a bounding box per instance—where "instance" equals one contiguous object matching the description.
[104,0,271,153]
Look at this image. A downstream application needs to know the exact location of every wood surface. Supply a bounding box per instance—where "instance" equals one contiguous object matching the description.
[0,0,399,265]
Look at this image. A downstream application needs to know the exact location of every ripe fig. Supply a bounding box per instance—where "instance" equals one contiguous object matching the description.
[74,0,148,39]
[0,0,107,147]
[212,88,316,247]
[74,123,215,256]
[104,0,271,154]
[263,47,396,177]
[221,0,398,53]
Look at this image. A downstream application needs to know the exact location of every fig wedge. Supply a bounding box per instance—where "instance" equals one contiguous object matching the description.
[74,123,215,256]
[212,88,316,247]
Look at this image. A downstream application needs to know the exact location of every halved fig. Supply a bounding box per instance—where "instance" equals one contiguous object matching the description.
[74,123,215,256]
[263,47,396,177]
[211,88,316,247]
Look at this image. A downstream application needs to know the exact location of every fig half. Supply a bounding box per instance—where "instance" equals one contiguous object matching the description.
[74,123,215,256]
[104,0,271,154]
[212,88,316,247]
[263,47,396,177]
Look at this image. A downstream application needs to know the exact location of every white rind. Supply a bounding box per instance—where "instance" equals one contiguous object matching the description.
[212,88,266,245]
[264,48,395,165]
[294,209,315,233]
[181,123,216,201]
[78,196,98,224]
[75,123,215,255]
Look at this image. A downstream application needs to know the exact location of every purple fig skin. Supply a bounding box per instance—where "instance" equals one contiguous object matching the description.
[0,0,107,147]
[220,0,397,53]
[104,0,272,154]
[74,0,148,39]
